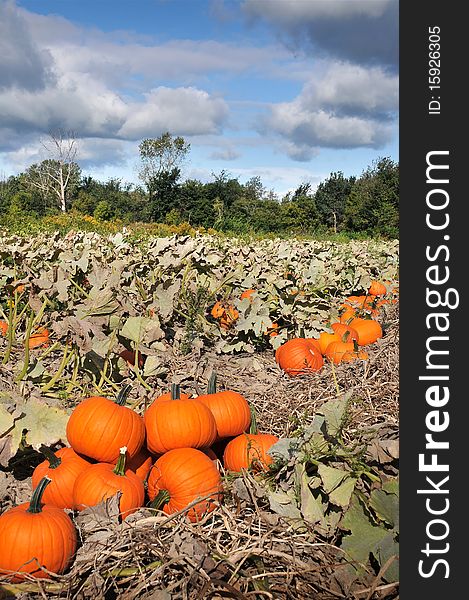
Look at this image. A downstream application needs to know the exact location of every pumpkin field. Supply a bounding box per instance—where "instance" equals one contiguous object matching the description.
[0,229,399,599]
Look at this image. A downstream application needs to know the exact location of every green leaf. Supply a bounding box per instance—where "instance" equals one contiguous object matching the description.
[374,532,399,583]
[0,405,15,437]
[318,390,353,436]
[268,491,302,520]
[299,466,325,524]
[120,316,152,343]
[329,477,357,508]
[341,498,389,570]
[370,488,399,529]
[318,464,348,493]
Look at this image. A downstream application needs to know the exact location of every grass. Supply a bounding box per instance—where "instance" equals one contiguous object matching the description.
[0,210,395,244]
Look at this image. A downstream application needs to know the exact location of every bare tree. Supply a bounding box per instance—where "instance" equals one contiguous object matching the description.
[26,130,80,212]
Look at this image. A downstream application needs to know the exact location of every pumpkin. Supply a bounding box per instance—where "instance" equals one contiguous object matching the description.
[317,331,342,355]
[368,280,387,296]
[211,301,239,330]
[342,349,369,363]
[331,322,359,342]
[211,301,226,319]
[240,289,256,300]
[0,477,77,581]
[195,372,251,440]
[265,322,279,337]
[275,337,323,376]
[339,305,356,323]
[325,338,355,364]
[66,384,145,463]
[28,327,50,349]
[73,446,145,519]
[349,317,383,346]
[147,447,222,522]
[219,305,239,330]
[31,446,92,510]
[119,446,153,482]
[223,433,279,472]
[0,320,8,336]
[223,409,279,472]
[144,384,217,455]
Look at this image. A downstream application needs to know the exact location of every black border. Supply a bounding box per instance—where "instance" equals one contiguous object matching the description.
[400,2,464,596]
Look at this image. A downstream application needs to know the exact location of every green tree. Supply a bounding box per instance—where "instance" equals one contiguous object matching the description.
[138,132,190,220]
[344,157,399,238]
[314,172,355,232]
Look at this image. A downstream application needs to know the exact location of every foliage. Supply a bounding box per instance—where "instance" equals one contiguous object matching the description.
[245,392,399,584]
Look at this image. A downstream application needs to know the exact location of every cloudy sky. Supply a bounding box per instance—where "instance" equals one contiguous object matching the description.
[0,0,398,197]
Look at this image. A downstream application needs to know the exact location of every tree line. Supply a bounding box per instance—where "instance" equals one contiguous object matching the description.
[0,131,399,238]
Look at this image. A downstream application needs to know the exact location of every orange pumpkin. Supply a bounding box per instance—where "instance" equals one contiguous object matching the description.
[73,446,145,519]
[265,322,279,337]
[331,322,359,342]
[275,337,323,376]
[211,301,239,330]
[0,320,8,336]
[31,446,92,510]
[28,327,50,349]
[0,477,77,581]
[147,448,222,522]
[66,385,145,463]
[120,446,153,482]
[325,338,355,364]
[368,280,387,296]
[223,432,279,472]
[240,289,256,300]
[196,372,251,440]
[144,384,217,455]
[349,317,383,346]
[317,331,342,355]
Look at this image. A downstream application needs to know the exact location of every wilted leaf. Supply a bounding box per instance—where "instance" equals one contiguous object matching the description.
[7,397,70,453]
[318,390,353,437]
[268,491,302,519]
[341,498,389,570]
[329,477,357,508]
[370,487,399,529]
[318,464,348,493]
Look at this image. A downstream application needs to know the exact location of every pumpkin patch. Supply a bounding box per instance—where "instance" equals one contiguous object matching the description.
[0,229,399,595]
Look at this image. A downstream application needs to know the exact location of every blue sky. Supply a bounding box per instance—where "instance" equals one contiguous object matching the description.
[0,0,398,197]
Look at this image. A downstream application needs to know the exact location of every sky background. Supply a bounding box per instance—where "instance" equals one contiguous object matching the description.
[0,0,398,198]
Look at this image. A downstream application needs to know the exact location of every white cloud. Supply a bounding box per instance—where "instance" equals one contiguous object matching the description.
[118,87,229,139]
[262,61,397,156]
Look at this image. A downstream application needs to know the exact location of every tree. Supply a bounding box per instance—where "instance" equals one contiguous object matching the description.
[314,172,355,233]
[344,157,399,238]
[138,132,190,220]
[24,130,80,212]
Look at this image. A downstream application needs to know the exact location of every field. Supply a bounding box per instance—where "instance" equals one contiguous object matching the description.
[0,228,399,599]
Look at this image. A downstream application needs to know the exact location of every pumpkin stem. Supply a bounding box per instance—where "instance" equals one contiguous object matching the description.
[116,384,132,406]
[248,404,258,435]
[39,444,61,469]
[149,489,171,510]
[170,383,181,400]
[342,330,351,343]
[207,371,217,395]
[28,476,51,513]
[113,446,128,476]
